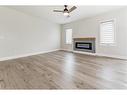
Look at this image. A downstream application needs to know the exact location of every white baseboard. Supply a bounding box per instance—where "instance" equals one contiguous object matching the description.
[1,48,126,62]
[61,49,127,60]
[0,49,60,61]
[60,49,73,52]
[96,53,127,60]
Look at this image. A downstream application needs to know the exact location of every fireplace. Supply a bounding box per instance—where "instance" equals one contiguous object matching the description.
[76,42,92,50]
[73,37,96,53]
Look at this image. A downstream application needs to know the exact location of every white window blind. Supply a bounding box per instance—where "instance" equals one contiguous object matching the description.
[66,29,72,44]
[100,20,115,44]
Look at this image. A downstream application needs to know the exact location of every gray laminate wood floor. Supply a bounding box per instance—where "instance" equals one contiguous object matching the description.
[0,50,127,89]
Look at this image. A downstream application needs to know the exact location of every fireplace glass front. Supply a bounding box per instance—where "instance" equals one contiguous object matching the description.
[75,42,92,50]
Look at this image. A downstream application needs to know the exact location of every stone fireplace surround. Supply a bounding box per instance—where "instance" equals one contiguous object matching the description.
[73,37,96,53]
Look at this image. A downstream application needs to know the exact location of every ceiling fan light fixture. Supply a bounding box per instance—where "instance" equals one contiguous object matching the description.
[63,12,69,16]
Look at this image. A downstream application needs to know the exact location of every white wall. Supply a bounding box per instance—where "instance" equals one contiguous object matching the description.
[0,7,60,59]
[61,8,127,59]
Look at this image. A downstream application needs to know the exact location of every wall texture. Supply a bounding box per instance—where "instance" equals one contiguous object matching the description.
[61,8,127,59]
[0,7,60,59]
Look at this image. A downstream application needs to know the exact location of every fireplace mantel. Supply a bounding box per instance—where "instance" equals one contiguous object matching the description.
[73,37,96,41]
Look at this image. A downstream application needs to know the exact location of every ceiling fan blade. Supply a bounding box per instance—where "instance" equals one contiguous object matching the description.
[53,10,63,12]
[68,6,77,13]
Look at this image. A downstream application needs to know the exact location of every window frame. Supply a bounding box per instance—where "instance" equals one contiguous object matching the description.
[99,19,116,46]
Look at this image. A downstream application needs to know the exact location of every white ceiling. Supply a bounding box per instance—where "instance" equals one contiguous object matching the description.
[9,6,124,24]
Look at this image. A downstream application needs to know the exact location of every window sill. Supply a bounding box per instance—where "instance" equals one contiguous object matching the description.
[100,43,116,46]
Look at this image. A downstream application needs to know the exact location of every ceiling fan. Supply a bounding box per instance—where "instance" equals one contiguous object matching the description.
[53,5,77,17]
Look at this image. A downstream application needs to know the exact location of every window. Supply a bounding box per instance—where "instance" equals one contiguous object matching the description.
[100,20,115,45]
[65,29,72,44]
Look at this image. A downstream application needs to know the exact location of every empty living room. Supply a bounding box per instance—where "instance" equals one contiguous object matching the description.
[0,0,127,94]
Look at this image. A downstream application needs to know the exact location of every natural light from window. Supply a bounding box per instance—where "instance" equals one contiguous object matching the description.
[65,29,72,44]
[100,20,115,45]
